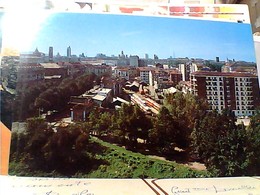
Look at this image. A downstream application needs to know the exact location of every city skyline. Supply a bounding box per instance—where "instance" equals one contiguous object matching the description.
[4,12,257,62]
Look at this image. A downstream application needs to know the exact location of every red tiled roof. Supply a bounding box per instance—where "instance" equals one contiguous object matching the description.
[138,67,155,71]
[168,69,181,74]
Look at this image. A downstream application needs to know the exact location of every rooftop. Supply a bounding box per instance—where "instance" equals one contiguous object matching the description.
[92,94,106,102]
[40,63,62,69]
[138,67,155,71]
[115,67,130,71]
[98,88,112,94]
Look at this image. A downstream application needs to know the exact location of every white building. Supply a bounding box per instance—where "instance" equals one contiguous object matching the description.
[139,67,154,84]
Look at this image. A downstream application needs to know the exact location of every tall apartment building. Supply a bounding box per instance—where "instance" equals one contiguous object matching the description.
[191,71,260,116]
[67,46,71,58]
[179,62,198,81]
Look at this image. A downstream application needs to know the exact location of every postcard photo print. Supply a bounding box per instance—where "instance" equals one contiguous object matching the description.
[1,3,260,181]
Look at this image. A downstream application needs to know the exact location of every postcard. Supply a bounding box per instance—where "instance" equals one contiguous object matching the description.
[1,3,260,193]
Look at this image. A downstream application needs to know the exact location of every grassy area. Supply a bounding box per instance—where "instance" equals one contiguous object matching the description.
[76,137,210,178]
[9,136,210,178]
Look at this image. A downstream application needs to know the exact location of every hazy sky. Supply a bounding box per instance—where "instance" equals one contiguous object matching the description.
[25,13,256,62]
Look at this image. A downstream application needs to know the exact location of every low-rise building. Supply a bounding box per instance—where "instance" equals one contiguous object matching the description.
[222,61,257,75]
[168,69,182,86]
[85,64,112,76]
[114,67,129,80]
[40,63,68,82]
[16,63,45,87]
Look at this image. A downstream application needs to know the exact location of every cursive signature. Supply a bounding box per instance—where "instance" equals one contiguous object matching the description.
[171,185,256,194]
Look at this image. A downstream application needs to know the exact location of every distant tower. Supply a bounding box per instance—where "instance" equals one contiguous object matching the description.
[130,55,139,67]
[145,54,149,59]
[67,46,71,58]
[49,46,53,61]
[216,57,220,62]
[33,48,41,57]
[120,51,125,58]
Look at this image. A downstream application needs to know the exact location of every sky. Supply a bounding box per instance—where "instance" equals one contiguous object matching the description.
[3,12,257,62]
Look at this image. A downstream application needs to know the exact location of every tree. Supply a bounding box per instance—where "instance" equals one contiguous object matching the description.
[12,117,54,170]
[149,106,182,154]
[13,82,50,120]
[204,60,224,72]
[247,110,260,175]
[164,92,208,148]
[98,112,113,135]
[191,110,250,176]
[114,104,152,149]
[42,123,90,174]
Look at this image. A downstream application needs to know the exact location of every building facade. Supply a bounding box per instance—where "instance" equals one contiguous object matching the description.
[49,46,53,62]
[139,67,154,84]
[129,55,139,67]
[191,71,260,117]
[67,46,71,58]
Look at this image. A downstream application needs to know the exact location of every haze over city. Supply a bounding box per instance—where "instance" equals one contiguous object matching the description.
[2,12,257,62]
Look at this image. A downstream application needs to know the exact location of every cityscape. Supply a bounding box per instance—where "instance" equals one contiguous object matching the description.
[1,12,260,178]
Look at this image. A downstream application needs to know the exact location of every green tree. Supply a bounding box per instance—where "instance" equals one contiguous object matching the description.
[14,83,50,120]
[149,106,182,154]
[164,92,208,148]
[34,73,97,115]
[11,117,54,170]
[114,104,152,149]
[191,110,250,176]
[43,123,90,174]
[204,60,224,72]
[247,110,260,175]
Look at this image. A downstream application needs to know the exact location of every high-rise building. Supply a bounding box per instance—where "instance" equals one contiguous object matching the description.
[129,55,139,67]
[119,51,125,59]
[179,62,198,81]
[154,54,159,60]
[49,46,53,61]
[67,46,71,58]
[191,71,260,117]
